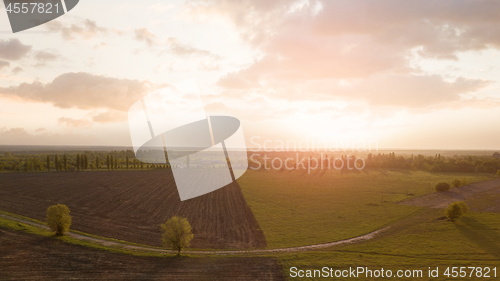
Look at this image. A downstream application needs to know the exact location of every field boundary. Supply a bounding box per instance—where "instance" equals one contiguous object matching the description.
[0,211,389,255]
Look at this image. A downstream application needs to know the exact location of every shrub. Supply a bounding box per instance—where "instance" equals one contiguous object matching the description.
[496,170,500,177]
[461,178,470,185]
[445,201,469,222]
[46,204,72,236]
[435,182,451,192]
[161,216,194,255]
[451,179,462,188]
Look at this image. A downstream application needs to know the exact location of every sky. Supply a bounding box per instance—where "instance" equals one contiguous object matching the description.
[0,0,500,150]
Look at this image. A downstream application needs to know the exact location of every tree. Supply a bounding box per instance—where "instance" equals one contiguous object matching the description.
[76,154,81,170]
[106,155,110,170]
[84,154,88,170]
[455,201,469,214]
[55,155,59,171]
[435,182,451,192]
[160,216,194,255]
[63,154,68,171]
[46,204,72,235]
[126,156,129,170]
[46,155,51,171]
[445,201,469,222]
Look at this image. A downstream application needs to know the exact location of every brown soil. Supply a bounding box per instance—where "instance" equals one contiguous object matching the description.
[0,228,284,280]
[400,178,500,212]
[0,170,266,249]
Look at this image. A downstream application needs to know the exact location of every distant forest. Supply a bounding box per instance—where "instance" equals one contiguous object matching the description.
[366,152,500,173]
[1,150,500,174]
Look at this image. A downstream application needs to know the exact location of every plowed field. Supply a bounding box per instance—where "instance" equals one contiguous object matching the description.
[0,170,266,249]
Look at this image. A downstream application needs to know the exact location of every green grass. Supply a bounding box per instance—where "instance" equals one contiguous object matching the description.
[339,210,500,260]
[0,209,166,250]
[0,210,225,258]
[277,209,500,280]
[238,168,490,248]
[0,215,172,257]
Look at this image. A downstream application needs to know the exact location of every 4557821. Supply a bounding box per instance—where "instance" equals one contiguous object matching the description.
[443,267,497,278]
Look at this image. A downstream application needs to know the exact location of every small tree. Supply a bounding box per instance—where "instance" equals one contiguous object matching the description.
[161,216,194,255]
[455,201,469,214]
[55,155,59,171]
[63,154,68,171]
[461,178,470,185]
[445,201,469,222]
[46,204,72,235]
[451,179,462,188]
[46,155,51,171]
[84,155,88,170]
[435,182,451,192]
[76,154,81,171]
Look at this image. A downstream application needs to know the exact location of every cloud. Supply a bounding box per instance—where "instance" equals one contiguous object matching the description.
[198,0,500,108]
[350,75,492,107]
[34,50,60,67]
[91,110,127,123]
[134,28,220,60]
[58,117,92,128]
[218,73,491,108]
[135,27,158,47]
[34,51,59,62]
[149,3,175,12]
[45,19,108,41]
[11,67,23,74]
[0,127,32,143]
[93,42,108,50]
[165,37,220,59]
[0,39,32,60]
[189,0,500,57]
[0,127,124,146]
[204,102,229,113]
[0,60,10,70]
[0,72,159,112]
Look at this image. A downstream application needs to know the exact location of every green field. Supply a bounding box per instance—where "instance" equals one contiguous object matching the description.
[277,209,500,280]
[238,168,491,249]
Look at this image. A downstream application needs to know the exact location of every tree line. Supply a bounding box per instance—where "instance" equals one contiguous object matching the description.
[366,152,500,173]
[0,150,172,172]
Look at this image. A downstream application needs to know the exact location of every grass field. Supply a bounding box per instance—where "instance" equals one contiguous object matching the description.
[277,208,500,280]
[238,168,491,248]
